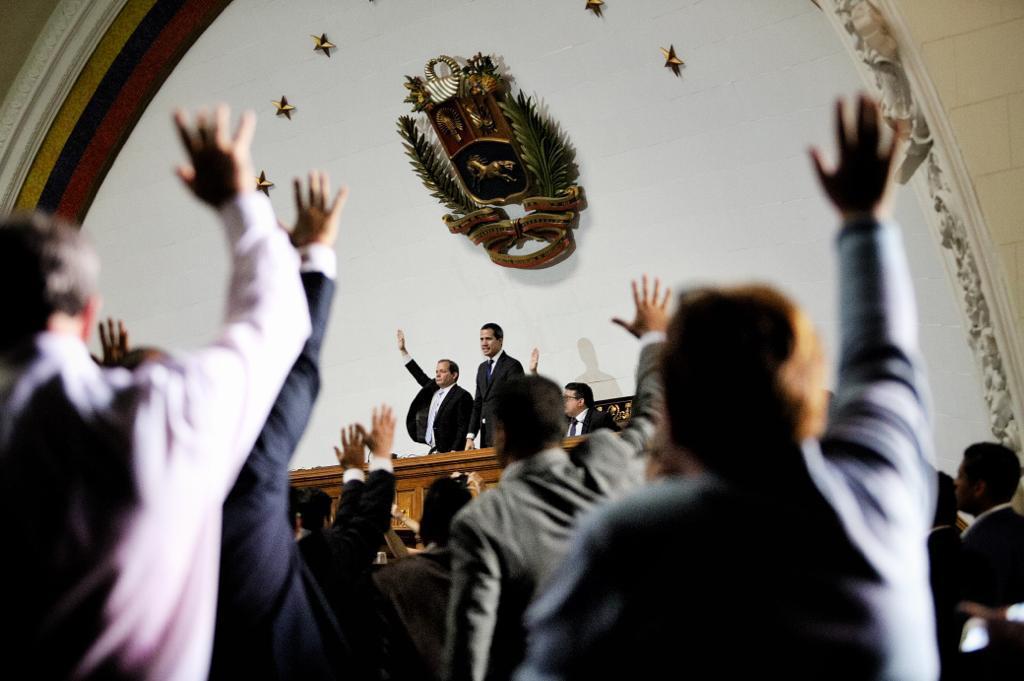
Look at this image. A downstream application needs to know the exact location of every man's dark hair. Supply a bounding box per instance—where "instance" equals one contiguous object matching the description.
[564,382,595,409]
[481,323,504,340]
[962,442,1022,504]
[294,487,333,530]
[0,213,99,352]
[419,476,473,547]
[440,358,460,380]
[934,471,958,528]
[493,375,564,456]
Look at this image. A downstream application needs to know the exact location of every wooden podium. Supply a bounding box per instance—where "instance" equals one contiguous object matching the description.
[287,395,633,528]
[288,439,590,529]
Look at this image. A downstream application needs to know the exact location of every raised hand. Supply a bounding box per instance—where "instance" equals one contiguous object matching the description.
[290,170,348,248]
[810,94,906,221]
[361,404,396,459]
[465,471,485,497]
[397,329,407,354]
[529,347,539,374]
[612,275,671,338]
[98,318,129,367]
[334,424,366,470]
[173,104,256,207]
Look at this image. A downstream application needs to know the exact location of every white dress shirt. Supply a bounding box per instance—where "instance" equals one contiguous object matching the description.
[567,409,588,437]
[0,191,310,681]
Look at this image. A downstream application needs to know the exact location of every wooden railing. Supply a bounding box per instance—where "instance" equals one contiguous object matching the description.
[289,438,586,527]
[288,395,634,531]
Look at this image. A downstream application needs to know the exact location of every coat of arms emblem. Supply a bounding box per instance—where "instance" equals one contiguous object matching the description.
[398,54,585,268]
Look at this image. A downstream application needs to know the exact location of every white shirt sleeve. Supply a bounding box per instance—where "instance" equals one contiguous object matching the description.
[132,191,312,503]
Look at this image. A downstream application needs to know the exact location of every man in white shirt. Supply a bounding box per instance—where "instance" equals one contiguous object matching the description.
[397,329,473,454]
[0,105,310,680]
[563,382,619,437]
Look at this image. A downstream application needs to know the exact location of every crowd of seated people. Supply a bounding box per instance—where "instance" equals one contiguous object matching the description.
[2,94,1023,681]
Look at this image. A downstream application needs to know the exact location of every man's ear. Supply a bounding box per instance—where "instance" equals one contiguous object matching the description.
[80,295,102,343]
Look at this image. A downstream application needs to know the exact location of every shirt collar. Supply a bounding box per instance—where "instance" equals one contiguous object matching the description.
[574,408,589,424]
[487,349,504,364]
[963,502,1015,537]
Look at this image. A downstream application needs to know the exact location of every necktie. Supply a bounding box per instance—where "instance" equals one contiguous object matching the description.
[487,359,494,383]
[568,419,578,437]
[426,389,444,446]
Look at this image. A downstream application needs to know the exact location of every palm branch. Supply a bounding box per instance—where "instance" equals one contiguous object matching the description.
[500,92,579,197]
[397,115,474,214]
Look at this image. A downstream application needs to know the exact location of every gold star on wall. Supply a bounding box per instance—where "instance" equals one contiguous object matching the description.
[311,33,336,57]
[256,171,274,196]
[585,0,604,17]
[660,45,685,77]
[272,96,296,119]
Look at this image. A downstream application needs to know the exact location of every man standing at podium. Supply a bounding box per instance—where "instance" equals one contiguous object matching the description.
[465,323,525,449]
[398,330,473,454]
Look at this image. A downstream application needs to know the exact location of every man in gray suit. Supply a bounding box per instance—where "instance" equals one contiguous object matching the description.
[442,278,669,681]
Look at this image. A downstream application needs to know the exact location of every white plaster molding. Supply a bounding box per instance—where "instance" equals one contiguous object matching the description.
[0,0,127,213]
[820,0,1024,451]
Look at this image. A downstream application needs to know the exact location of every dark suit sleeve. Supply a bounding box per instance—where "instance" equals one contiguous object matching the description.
[469,364,485,437]
[334,478,366,530]
[323,470,396,586]
[406,358,433,388]
[218,271,335,614]
[452,391,473,451]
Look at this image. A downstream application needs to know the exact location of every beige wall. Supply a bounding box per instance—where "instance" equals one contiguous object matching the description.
[893,0,1024,331]
[0,0,62,105]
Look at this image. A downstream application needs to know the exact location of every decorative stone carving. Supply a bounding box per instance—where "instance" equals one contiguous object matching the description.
[823,0,1021,451]
[0,0,125,212]
[835,0,932,184]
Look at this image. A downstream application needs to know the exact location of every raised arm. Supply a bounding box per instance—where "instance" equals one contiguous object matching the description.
[812,96,934,523]
[611,275,670,452]
[138,106,311,502]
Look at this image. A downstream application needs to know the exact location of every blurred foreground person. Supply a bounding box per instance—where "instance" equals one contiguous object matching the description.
[517,95,939,680]
[0,105,310,680]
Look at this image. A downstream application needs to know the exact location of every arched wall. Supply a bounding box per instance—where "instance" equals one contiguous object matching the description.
[1,0,1009,472]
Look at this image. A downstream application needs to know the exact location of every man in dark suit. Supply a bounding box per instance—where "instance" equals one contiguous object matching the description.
[465,323,525,449]
[955,441,1024,607]
[397,329,473,453]
[444,286,667,681]
[211,171,349,680]
[563,382,620,437]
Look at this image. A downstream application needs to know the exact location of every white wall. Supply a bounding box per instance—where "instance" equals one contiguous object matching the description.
[82,0,992,473]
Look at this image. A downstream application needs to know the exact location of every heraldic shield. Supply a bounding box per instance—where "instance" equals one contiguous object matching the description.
[398,54,586,269]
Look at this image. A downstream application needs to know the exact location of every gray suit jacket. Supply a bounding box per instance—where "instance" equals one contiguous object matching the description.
[443,341,662,681]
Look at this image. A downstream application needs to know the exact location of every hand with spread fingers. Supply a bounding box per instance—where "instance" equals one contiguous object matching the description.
[173,104,256,207]
[397,329,407,354]
[334,424,367,471]
[290,170,348,248]
[810,94,906,222]
[612,274,671,338]
[98,318,129,367]
[362,405,396,460]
